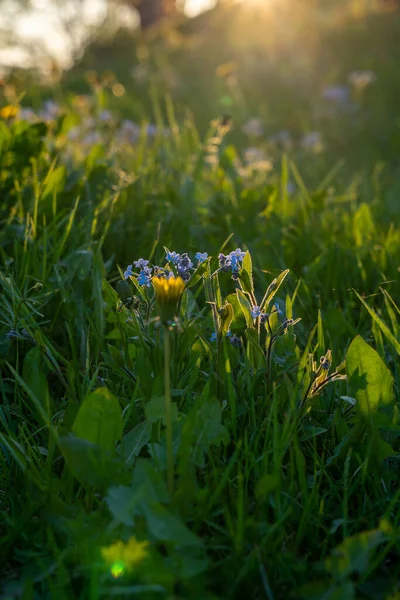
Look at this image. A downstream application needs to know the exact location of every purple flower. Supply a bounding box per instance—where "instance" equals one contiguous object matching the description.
[134,258,149,269]
[195,252,208,264]
[251,306,262,319]
[177,253,194,281]
[230,335,242,348]
[218,253,232,272]
[137,271,152,287]
[166,251,180,263]
[124,265,133,279]
[230,248,246,261]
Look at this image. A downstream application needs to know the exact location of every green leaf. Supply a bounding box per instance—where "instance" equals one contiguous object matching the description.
[72,387,123,452]
[353,203,375,248]
[236,288,253,328]
[145,396,178,425]
[326,528,387,580]
[22,347,50,416]
[178,398,229,469]
[143,503,199,546]
[255,473,280,500]
[225,293,247,333]
[353,289,400,356]
[186,257,212,288]
[346,336,394,415]
[261,269,290,312]
[238,250,253,293]
[117,421,151,466]
[219,302,234,335]
[116,279,133,303]
[105,484,139,525]
[59,434,124,488]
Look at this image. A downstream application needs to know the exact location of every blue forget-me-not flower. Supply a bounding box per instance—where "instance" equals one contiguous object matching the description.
[195,252,208,264]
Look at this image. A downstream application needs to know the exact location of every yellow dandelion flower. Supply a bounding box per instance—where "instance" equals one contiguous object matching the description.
[152,275,185,322]
[101,537,150,577]
[0,105,19,120]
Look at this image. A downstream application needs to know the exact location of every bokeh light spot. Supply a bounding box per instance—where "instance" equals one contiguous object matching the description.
[111,561,125,578]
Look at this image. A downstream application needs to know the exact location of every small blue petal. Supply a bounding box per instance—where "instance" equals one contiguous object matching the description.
[137,271,151,287]
[195,252,208,264]
[210,332,217,342]
[124,265,133,279]
[166,251,180,263]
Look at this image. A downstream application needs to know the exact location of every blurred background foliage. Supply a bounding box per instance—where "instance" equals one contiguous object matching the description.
[1,0,400,176]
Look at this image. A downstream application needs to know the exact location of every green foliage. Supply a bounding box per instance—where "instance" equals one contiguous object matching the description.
[1,9,400,594]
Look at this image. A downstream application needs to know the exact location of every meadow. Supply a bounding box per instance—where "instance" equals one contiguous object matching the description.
[1,1,400,598]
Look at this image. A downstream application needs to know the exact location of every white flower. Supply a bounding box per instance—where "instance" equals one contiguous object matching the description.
[242,118,264,138]
[301,132,324,154]
[348,70,377,89]
[321,85,350,103]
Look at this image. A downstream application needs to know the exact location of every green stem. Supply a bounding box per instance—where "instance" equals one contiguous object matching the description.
[164,326,174,495]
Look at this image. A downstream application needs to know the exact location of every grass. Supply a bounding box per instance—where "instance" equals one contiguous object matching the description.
[1,2,400,599]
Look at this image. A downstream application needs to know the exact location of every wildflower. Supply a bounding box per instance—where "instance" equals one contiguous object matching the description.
[321,85,350,104]
[218,249,246,279]
[269,129,293,149]
[301,132,323,154]
[176,253,194,281]
[348,70,376,90]
[251,306,262,319]
[134,258,149,270]
[166,250,180,264]
[229,335,242,348]
[0,105,19,120]
[18,107,36,122]
[98,110,114,124]
[242,117,264,138]
[230,248,246,261]
[195,252,208,264]
[210,330,232,342]
[320,356,330,370]
[137,270,152,287]
[124,265,133,279]
[273,303,283,317]
[218,253,232,272]
[152,275,185,322]
[101,537,150,578]
[244,147,265,164]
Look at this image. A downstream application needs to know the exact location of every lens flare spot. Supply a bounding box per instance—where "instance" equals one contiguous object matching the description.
[111,561,125,578]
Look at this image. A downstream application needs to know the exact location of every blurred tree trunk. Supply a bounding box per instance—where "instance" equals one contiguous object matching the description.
[135,0,177,29]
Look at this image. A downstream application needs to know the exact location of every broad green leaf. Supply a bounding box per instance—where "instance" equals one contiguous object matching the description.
[354,290,400,356]
[105,484,139,525]
[238,250,253,293]
[72,387,123,452]
[145,396,178,425]
[178,398,229,469]
[117,421,151,466]
[59,434,124,488]
[236,288,253,328]
[219,301,234,335]
[225,293,246,333]
[143,503,199,546]
[261,269,290,311]
[326,528,387,580]
[186,257,212,288]
[346,336,394,415]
